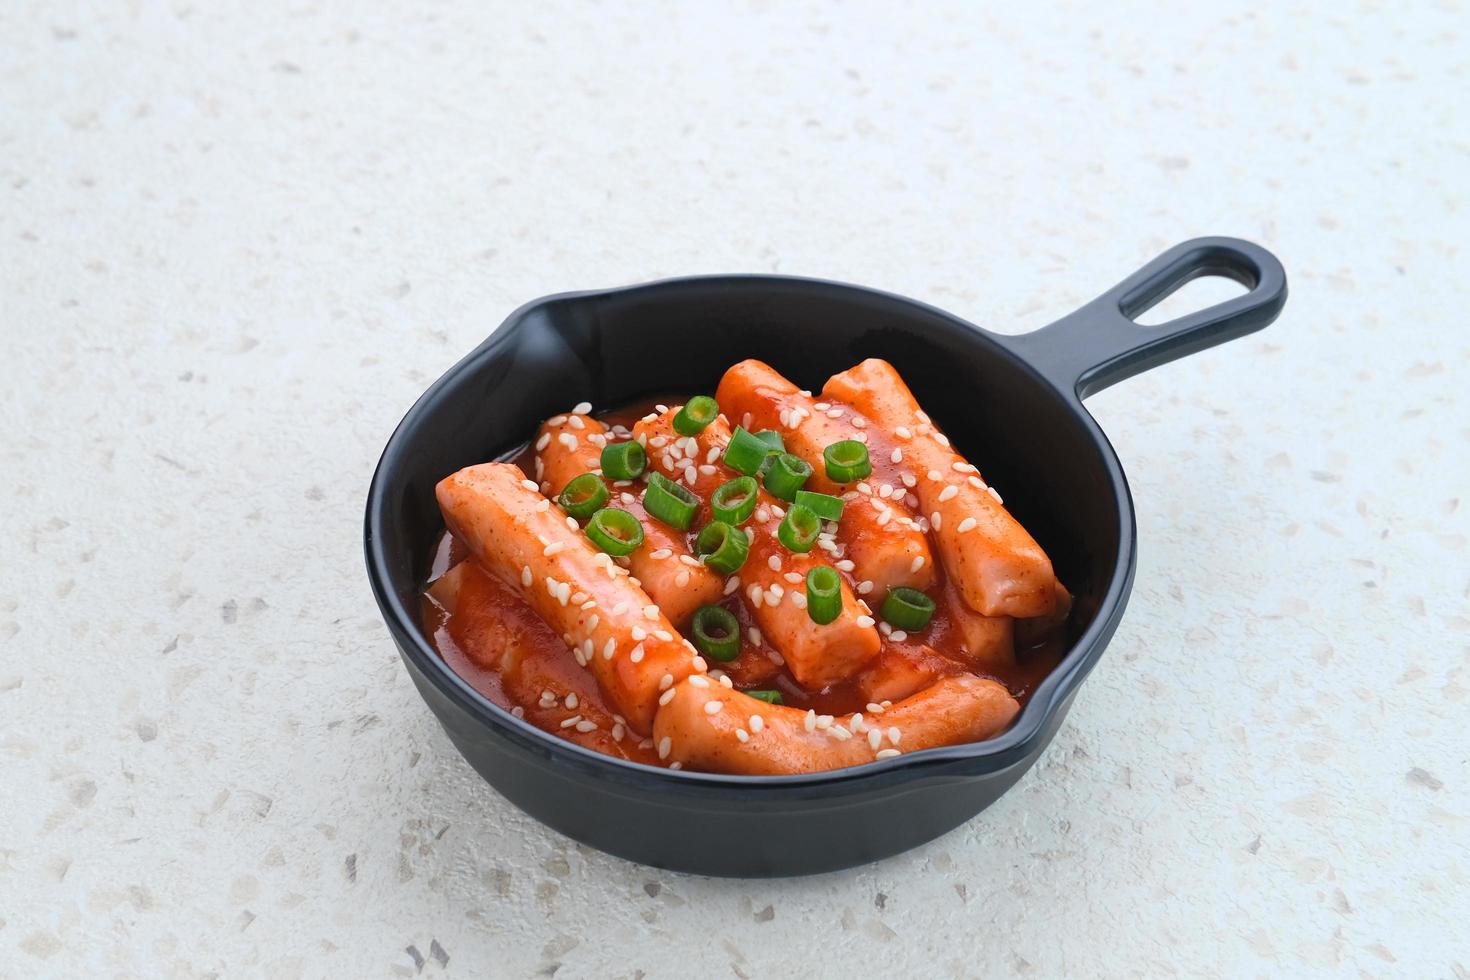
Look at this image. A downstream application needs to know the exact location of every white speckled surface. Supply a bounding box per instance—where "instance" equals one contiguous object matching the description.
[3,1,1467,976]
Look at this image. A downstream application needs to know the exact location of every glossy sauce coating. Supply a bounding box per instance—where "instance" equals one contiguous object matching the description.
[422,390,1069,767]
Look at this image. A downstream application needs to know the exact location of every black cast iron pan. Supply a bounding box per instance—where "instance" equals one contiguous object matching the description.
[364,236,1287,876]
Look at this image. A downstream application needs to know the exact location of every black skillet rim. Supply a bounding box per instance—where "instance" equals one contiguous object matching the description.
[364,273,1134,791]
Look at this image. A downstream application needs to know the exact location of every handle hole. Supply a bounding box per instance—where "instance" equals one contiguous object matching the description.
[1131,272,1249,326]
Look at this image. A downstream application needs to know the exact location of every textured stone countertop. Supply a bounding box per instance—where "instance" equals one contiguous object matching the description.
[3,2,1466,977]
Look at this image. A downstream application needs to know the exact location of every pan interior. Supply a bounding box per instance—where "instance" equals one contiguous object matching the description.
[371,277,1125,761]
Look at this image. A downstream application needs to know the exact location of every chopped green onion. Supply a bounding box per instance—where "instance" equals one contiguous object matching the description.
[691,605,740,661]
[585,507,644,556]
[643,472,699,530]
[711,476,759,525]
[777,504,820,553]
[745,689,783,705]
[694,520,750,574]
[794,489,844,522]
[722,426,772,476]
[880,587,936,631]
[763,452,812,501]
[753,430,785,453]
[557,473,609,521]
[823,440,871,483]
[600,440,646,481]
[805,566,843,625]
[673,396,719,436]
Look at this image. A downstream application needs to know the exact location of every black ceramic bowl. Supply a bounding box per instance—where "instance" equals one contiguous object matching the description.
[365,236,1287,876]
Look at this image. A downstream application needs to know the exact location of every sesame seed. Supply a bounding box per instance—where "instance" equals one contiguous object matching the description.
[559,715,582,729]
[580,599,597,610]
[749,627,763,646]
[558,433,578,450]
[857,581,874,595]
[567,415,586,430]
[827,408,844,418]
[935,433,950,447]
[829,725,852,741]
[878,484,893,499]
[767,649,784,665]
[768,554,782,571]
[658,688,676,706]
[749,714,764,733]
[659,673,674,690]
[748,584,764,608]
[910,555,926,573]
[987,486,1004,505]
[603,639,616,660]
[958,517,977,533]
[536,498,551,512]
[669,761,683,770]
[520,478,540,492]
[736,729,749,742]
[650,548,673,560]
[575,720,598,733]
[691,656,707,670]
[652,629,673,641]
[951,461,969,473]
[643,605,659,620]
[857,482,872,495]
[572,401,592,415]
[890,630,908,642]
[769,504,785,518]
[718,674,733,688]
[587,614,599,631]
[768,583,784,599]
[689,675,710,688]
[511,706,525,718]
[931,512,942,531]
[868,728,883,750]
[866,702,884,713]
[784,571,803,585]
[927,469,942,481]
[658,737,672,759]
[612,723,625,740]
[543,541,565,557]
[630,643,645,663]
[792,592,808,609]
[724,576,741,596]
[676,570,690,587]
[520,566,532,587]
[939,484,959,502]
[706,446,720,463]
[901,472,917,487]
[804,710,817,732]
[895,426,912,439]
[879,622,892,636]
[856,615,875,628]
[876,748,901,760]
[835,559,855,572]
[704,701,723,715]
[890,448,903,463]
[888,727,901,745]
[535,433,551,451]
[610,601,628,615]
[968,475,986,489]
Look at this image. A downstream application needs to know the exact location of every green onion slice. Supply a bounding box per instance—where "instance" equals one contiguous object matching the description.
[557,472,609,521]
[745,689,783,705]
[763,452,812,501]
[794,489,844,522]
[643,472,698,530]
[880,587,936,631]
[710,476,759,525]
[753,430,784,453]
[822,440,871,483]
[585,507,644,557]
[691,605,740,661]
[673,396,719,436]
[721,426,772,476]
[694,520,750,574]
[600,440,647,481]
[805,565,843,625]
[776,504,820,553]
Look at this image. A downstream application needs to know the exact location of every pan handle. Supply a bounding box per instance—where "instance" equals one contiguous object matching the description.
[1001,237,1287,399]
